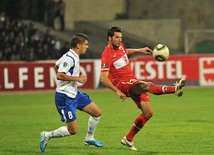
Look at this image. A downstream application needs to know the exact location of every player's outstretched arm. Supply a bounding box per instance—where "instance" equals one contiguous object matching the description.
[127,47,152,55]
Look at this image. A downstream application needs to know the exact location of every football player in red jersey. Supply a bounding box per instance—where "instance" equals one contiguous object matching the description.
[100,26,186,151]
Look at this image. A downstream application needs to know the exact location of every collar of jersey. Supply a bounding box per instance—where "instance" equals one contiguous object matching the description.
[69,49,79,58]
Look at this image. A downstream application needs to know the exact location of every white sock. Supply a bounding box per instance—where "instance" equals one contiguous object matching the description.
[85,116,100,140]
[46,126,70,138]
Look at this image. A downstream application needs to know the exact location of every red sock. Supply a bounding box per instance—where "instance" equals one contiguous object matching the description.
[149,83,175,95]
[126,114,149,142]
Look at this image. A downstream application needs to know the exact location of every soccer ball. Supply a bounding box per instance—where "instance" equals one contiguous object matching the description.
[153,44,170,62]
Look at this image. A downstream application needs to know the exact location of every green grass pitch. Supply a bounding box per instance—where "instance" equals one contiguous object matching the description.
[0,87,214,155]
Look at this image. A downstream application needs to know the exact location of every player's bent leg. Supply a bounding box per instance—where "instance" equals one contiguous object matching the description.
[83,102,102,117]
[174,78,186,97]
[130,82,151,95]
[139,101,153,119]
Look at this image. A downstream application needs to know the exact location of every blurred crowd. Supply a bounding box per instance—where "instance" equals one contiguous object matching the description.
[0,11,70,61]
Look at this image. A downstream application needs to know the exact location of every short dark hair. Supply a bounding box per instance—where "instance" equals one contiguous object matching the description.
[107,26,122,40]
[71,33,88,48]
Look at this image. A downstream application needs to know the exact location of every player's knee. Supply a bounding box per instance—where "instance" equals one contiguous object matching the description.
[67,128,78,135]
[90,108,102,117]
[68,126,78,135]
[93,111,102,117]
[144,111,153,120]
[131,82,153,94]
[141,82,152,91]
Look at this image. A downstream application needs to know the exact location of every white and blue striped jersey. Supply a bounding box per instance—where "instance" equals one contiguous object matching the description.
[55,49,80,98]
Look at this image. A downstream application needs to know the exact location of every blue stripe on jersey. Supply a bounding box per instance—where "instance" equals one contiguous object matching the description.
[66,53,75,75]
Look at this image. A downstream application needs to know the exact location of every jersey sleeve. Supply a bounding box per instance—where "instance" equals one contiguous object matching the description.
[101,49,111,72]
[56,55,74,73]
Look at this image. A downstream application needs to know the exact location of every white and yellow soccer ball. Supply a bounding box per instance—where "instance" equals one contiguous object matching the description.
[153,44,170,62]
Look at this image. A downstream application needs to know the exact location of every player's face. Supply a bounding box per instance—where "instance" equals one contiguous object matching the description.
[109,32,122,49]
[79,40,89,55]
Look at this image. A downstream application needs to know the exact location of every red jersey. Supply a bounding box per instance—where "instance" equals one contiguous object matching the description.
[101,43,136,85]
